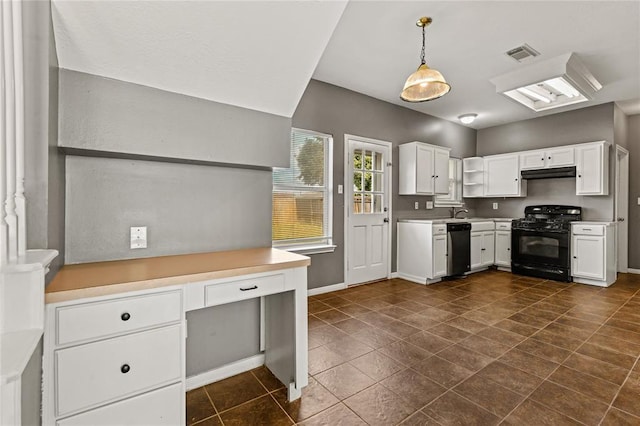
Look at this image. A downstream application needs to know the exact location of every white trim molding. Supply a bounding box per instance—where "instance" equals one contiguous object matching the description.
[308,282,346,296]
[185,354,265,391]
[390,272,399,279]
[627,268,640,275]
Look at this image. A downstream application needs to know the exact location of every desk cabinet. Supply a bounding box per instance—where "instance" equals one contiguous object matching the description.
[43,289,185,425]
[43,249,309,426]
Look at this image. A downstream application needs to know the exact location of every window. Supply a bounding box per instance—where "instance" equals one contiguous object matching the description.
[434,158,463,207]
[272,128,334,253]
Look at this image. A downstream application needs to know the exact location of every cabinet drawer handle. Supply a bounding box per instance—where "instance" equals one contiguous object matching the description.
[121,312,131,321]
[240,285,258,291]
[582,228,592,231]
[121,364,131,374]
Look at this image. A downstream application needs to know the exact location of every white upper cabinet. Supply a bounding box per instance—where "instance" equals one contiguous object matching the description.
[484,154,526,197]
[576,142,609,195]
[520,147,575,170]
[399,142,450,195]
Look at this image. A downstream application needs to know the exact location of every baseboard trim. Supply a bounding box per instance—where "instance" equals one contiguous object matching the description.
[308,283,346,296]
[390,272,399,279]
[628,268,640,275]
[186,354,265,391]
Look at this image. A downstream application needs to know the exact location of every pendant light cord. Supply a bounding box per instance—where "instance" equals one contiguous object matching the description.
[420,24,426,65]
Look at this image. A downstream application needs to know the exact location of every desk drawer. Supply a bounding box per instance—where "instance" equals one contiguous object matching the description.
[433,224,447,235]
[56,290,181,346]
[572,224,605,236]
[205,274,285,307]
[495,222,512,230]
[56,383,183,426]
[55,324,182,417]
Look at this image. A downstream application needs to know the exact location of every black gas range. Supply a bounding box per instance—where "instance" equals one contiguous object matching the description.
[511,205,582,282]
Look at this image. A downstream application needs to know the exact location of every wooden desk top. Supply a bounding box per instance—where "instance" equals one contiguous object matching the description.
[46,248,310,303]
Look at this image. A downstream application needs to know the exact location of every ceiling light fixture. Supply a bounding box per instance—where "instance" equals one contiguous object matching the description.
[490,53,602,112]
[400,17,450,102]
[458,114,477,124]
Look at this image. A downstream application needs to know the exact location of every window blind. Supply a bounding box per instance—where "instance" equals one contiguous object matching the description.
[273,129,331,245]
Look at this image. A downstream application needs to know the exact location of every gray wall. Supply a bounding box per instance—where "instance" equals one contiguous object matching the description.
[292,80,477,288]
[60,71,284,376]
[65,156,271,263]
[475,103,616,221]
[59,70,291,169]
[628,115,640,269]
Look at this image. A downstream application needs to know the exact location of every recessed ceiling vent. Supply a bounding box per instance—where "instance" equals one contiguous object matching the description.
[506,44,540,62]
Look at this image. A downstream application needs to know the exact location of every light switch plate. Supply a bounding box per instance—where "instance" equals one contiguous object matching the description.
[130,226,147,249]
[426,201,434,209]
[493,202,499,210]
[638,197,640,205]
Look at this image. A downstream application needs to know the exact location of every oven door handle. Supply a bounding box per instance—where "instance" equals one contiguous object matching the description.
[512,228,569,234]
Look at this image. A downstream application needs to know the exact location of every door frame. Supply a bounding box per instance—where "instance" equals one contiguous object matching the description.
[343,134,393,286]
[615,145,629,272]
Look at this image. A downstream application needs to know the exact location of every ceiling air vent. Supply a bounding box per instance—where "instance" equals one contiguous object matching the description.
[505,44,540,62]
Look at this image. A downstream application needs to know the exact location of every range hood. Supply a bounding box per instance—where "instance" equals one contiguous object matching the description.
[521,166,576,180]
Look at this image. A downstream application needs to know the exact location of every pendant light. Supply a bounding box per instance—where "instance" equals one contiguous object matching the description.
[400,17,451,102]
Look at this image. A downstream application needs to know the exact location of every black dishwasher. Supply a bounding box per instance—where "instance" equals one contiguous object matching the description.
[447,223,471,277]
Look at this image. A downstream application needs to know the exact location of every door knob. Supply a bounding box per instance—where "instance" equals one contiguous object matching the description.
[618,217,625,222]
[383,218,389,223]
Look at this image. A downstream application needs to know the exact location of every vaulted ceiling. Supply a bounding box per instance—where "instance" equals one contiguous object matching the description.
[52,1,640,128]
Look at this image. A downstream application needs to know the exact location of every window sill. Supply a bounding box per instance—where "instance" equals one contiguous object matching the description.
[276,244,337,255]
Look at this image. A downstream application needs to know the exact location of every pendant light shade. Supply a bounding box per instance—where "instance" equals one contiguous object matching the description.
[400,17,450,102]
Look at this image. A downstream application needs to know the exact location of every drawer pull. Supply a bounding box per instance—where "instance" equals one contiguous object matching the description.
[240,285,258,292]
[121,312,131,321]
[582,228,592,231]
[121,364,131,374]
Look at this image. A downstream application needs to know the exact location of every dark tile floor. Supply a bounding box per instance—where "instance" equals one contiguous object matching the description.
[187,270,640,425]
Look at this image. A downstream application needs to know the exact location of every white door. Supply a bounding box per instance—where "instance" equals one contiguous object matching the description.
[572,235,605,280]
[495,231,511,267]
[482,232,496,266]
[432,235,447,278]
[470,232,483,269]
[484,155,520,196]
[615,146,629,272]
[576,144,603,195]
[433,149,450,194]
[416,145,434,194]
[346,136,391,285]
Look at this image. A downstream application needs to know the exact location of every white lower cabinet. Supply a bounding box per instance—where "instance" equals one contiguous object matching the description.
[397,222,447,284]
[56,383,183,426]
[571,223,616,287]
[470,222,495,271]
[44,288,185,425]
[494,230,511,269]
[432,234,448,278]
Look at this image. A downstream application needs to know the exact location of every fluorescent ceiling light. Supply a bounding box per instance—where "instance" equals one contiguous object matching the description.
[458,113,477,124]
[490,53,602,112]
[516,87,552,103]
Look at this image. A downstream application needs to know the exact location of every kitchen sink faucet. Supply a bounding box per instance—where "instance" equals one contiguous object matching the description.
[451,207,469,218]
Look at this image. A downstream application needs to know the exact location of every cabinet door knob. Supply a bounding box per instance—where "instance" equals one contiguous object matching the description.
[578,175,582,178]
[121,312,131,321]
[548,156,551,160]
[514,178,518,181]
[573,256,577,259]
[121,364,131,374]
[541,158,544,161]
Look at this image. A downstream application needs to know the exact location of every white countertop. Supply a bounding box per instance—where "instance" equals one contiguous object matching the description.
[398,217,515,224]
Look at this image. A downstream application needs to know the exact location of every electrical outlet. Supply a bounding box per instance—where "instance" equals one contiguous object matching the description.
[638,197,640,205]
[493,202,499,210]
[337,184,343,194]
[426,201,434,209]
[130,226,147,249]
[414,202,419,210]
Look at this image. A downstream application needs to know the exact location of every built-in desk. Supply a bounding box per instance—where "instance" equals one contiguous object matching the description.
[42,248,310,426]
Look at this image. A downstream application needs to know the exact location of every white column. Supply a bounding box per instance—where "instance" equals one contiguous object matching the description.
[0,0,8,267]
[12,0,26,258]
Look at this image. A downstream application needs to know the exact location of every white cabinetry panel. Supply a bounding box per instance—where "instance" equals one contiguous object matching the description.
[432,235,447,278]
[484,154,525,197]
[57,383,183,426]
[55,324,182,416]
[572,235,605,280]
